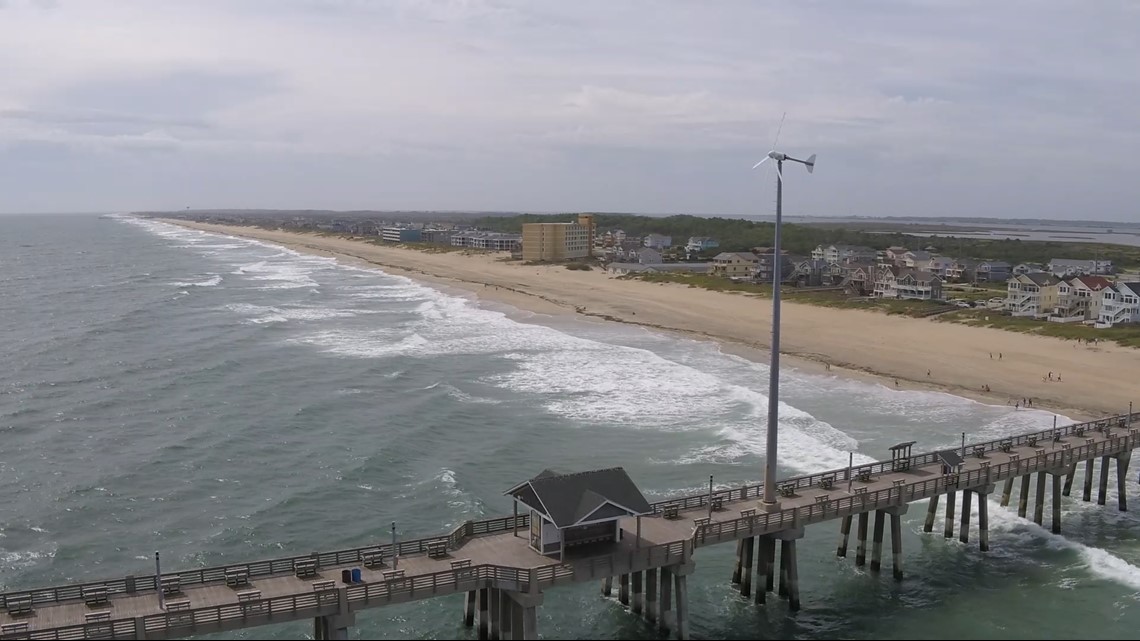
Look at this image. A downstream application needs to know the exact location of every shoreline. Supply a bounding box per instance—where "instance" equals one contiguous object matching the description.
[157,219,1138,421]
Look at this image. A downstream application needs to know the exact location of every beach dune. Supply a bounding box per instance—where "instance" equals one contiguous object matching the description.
[167,221,1137,420]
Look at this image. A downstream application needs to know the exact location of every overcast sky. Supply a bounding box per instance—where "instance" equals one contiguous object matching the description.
[2,0,1138,220]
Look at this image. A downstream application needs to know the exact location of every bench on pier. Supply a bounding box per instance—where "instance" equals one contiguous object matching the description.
[662,504,681,520]
[693,517,710,530]
[82,585,109,608]
[312,579,336,592]
[1035,448,1046,458]
[1053,431,1063,443]
[4,594,33,617]
[710,495,725,511]
[1086,438,1096,447]
[972,446,986,459]
[817,475,835,490]
[856,468,873,483]
[1008,453,1020,463]
[853,487,868,498]
[1074,426,1085,437]
[740,508,756,520]
[426,540,448,559]
[1027,436,1038,447]
[892,479,905,489]
[293,557,318,579]
[84,611,111,624]
[999,439,1013,453]
[451,559,475,580]
[166,599,191,612]
[382,570,407,590]
[1062,443,1072,451]
[237,589,265,614]
[814,495,831,506]
[160,575,181,597]
[1,623,28,636]
[362,549,385,569]
[225,566,250,588]
[778,483,796,498]
[1095,421,1107,432]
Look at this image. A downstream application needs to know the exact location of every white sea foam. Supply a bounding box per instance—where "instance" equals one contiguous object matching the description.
[170,275,222,287]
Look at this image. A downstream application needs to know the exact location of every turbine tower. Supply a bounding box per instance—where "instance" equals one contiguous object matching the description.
[753,141,816,508]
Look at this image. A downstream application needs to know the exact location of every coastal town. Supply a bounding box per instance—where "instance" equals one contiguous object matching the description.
[155,211,1140,332]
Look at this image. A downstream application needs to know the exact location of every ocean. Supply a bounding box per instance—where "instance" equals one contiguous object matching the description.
[1,214,1138,639]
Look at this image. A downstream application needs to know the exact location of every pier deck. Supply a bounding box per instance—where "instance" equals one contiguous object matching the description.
[1,412,1135,640]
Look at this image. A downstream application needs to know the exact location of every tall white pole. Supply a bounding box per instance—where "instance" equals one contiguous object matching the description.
[762,159,784,508]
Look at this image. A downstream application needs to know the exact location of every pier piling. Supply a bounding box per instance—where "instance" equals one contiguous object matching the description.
[870,510,885,572]
[1099,456,1111,505]
[741,537,754,597]
[959,490,972,544]
[923,495,939,532]
[1052,472,1062,533]
[978,492,990,551]
[645,568,658,624]
[659,567,673,634]
[1116,451,1131,511]
[1084,458,1095,502]
[1034,472,1046,525]
[1000,478,1014,507]
[1062,463,1077,497]
[944,491,956,539]
[890,512,904,580]
[855,512,869,565]
[838,515,853,555]
[1018,475,1030,517]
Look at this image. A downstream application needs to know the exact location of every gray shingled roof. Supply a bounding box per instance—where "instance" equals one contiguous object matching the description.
[505,468,652,528]
[937,450,963,468]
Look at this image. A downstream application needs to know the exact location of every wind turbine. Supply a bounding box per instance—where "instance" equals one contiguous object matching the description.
[752,131,816,509]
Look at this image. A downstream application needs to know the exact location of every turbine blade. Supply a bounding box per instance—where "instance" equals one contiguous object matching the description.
[752,157,768,169]
[772,112,786,151]
[805,153,816,174]
[773,164,783,182]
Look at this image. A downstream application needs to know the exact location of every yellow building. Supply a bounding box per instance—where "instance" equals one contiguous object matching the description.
[522,215,595,262]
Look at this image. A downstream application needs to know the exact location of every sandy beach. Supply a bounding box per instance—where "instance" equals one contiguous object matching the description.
[164,220,1139,421]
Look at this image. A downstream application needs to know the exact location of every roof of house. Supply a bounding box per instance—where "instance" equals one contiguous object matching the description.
[714,252,759,261]
[504,468,652,528]
[1070,275,1114,290]
[978,261,1011,269]
[1050,258,1094,267]
[1023,272,1060,287]
[897,267,941,283]
[905,250,932,261]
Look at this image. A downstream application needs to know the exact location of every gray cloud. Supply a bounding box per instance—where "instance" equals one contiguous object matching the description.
[0,0,1138,219]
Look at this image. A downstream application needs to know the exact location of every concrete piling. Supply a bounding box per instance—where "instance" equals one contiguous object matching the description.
[837,515,853,555]
[1083,458,1095,502]
[1099,456,1111,506]
[732,540,743,584]
[740,537,754,598]
[659,567,673,634]
[856,512,869,565]
[764,536,777,594]
[464,591,476,627]
[783,539,801,611]
[674,572,690,641]
[1034,472,1046,525]
[890,512,904,580]
[1062,463,1077,497]
[478,587,489,640]
[944,490,956,539]
[1000,478,1014,507]
[619,573,629,607]
[870,510,885,573]
[923,495,939,532]
[632,571,643,615]
[601,576,612,597]
[1018,475,1030,518]
[755,536,773,605]
[959,490,972,544]
[1116,451,1131,512]
[490,588,500,640]
[645,568,658,624]
[978,492,990,552]
[1052,472,1062,534]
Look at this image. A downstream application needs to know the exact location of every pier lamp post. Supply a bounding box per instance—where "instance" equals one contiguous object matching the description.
[753,149,816,508]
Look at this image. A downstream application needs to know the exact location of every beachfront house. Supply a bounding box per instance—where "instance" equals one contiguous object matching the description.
[926,256,956,278]
[1005,272,1061,318]
[1068,275,1115,322]
[975,261,1011,282]
[1013,263,1046,276]
[840,261,878,296]
[636,247,663,264]
[1050,258,1114,277]
[711,251,760,278]
[811,244,876,264]
[1097,282,1140,328]
[788,259,840,287]
[880,246,909,265]
[874,266,942,300]
[752,250,799,283]
[944,258,977,282]
[685,237,720,253]
[643,234,673,250]
[902,250,933,269]
[505,468,652,559]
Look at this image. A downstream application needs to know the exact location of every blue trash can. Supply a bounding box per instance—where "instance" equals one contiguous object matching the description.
[341,569,352,584]
[351,568,362,583]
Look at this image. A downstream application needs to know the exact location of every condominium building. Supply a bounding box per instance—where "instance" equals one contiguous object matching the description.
[521,215,595,262]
